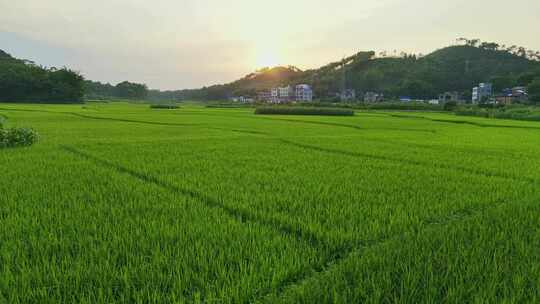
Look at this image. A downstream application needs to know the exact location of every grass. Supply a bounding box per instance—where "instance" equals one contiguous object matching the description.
[255,106,354,116]
[455,105,540,121]
[1,102,539,303]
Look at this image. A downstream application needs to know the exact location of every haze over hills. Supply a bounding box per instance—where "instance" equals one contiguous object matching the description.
[171,42,540,101]
[2,40,540,103]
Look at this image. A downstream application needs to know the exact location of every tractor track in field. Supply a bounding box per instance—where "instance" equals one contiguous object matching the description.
[70,112,268,135]
[278,139,538,185]
[59,144,515,304]
[67,112,202,127]
[0,107,269,136]
[388,114,540,130]
[255,197,510,302]
[60,145,325,249]
[255,116,437,134]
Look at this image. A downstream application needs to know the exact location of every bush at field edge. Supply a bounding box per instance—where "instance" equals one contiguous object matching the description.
[0,127,39,148]
[255,107,354,116]
[150,104,179,109]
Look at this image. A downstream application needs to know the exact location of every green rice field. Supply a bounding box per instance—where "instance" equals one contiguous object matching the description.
[1,102,539,303]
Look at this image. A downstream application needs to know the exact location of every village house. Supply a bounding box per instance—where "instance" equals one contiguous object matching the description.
[257,91,271,102]
[364,92,384,103]
[472,83,493,104]
[340,89,356,102]
[495,87,528,105]
[295,84,313,102]
[278,85,294,103]
[438,91,462,104]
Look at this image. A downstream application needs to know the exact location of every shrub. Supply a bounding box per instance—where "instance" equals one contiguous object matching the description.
[0,127,39,148]
[454,105,540,122]
[206,104,254,108]
[443,101,458,111]
[358,102,443,111]
[150,104,179,109]
[255,107,354,116]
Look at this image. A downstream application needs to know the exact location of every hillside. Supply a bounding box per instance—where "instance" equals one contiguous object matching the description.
[0,50,15,61]
[176,43,540,101]
[0,50,85,103]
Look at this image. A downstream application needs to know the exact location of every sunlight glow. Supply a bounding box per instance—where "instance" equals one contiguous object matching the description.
[254,48,282,69]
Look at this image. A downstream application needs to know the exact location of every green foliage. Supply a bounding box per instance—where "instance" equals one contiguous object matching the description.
[85,80,149,101]
[115,81,148,99]
[398,79,435,99]
[490,75,517,92]
[0,127,38,148]
[149,104,179,109]
[517,70,540,86]
[455,105,540,121]
[2,96,540,303]
[443,101,458,111]
[356,102,443,111]
[171,44,540,102]
[0,50,84,103]
[528,78,540,104]
[255,106,354,116]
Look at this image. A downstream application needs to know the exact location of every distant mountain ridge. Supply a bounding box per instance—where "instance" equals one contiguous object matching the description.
[172,43,540,101]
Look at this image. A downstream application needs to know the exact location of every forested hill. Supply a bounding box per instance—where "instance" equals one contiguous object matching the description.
[0,49,85,103]
[167,66,303,101]
[176,43,540,101]
[3,40,540,103]
[0,50,15,61]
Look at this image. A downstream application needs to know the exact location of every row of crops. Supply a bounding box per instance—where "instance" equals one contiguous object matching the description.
[1,103,539,302]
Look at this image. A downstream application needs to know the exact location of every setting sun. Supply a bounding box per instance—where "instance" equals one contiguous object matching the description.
[253,46,282,69]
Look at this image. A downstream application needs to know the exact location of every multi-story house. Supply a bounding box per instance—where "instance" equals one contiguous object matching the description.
[472,83,493,104]
[257,90,271,102]
[364,92,384,103]
[295,84,313,102]
[270,88,280,103]
[438,91,461,104]
[278,86,294,102]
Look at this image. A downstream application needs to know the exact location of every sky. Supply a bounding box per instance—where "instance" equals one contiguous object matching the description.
[1,0,539,90]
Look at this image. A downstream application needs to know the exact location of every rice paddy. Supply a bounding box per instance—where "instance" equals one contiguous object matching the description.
[1,102,539,303]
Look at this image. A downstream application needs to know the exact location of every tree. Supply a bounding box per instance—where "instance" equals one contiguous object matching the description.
[517,71,540,86]
[480,42,499,51]
[490,75,516,92]
[115,81,148,99]
[528,77,540,104]
[443,101,458,111]
[0,50,85,103]
[398,79,434,99]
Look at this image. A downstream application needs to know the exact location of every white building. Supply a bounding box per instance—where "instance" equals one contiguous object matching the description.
[269,86,294,103]
[278,86,294,102]
[364,92,384,103]
[472,83,493,104]
[270,88,280,103]
[295,84,313,102]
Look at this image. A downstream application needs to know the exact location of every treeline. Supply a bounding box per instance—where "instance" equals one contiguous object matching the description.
[174,40,540,102]
[300,44,540,101]
[0,49,150,103]
[84,80,148,100]
[456,38,540,61]
[0,50,84,103]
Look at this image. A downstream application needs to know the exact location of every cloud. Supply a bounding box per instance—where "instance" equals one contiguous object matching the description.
[1,0,539,90]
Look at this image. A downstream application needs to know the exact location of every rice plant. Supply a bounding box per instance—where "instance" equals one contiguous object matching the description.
[0,102,539,303]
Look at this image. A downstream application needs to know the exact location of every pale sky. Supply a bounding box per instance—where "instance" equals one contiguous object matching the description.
[1,0,539,90]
